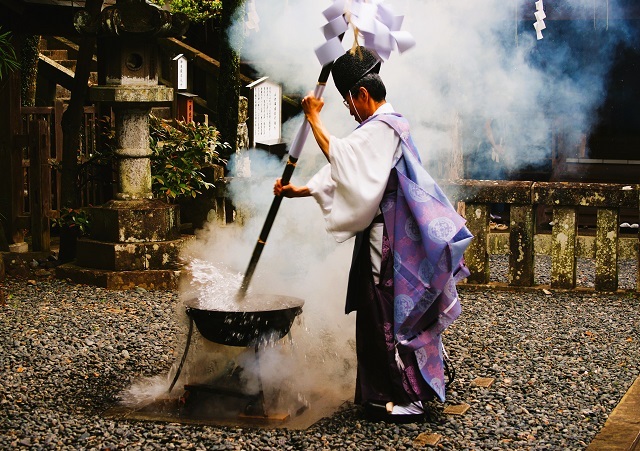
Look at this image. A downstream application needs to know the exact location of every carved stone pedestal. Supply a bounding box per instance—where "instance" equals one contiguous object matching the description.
[57,200,194,289]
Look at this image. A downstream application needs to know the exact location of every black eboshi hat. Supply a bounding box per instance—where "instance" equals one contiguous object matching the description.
[331,46,382,98]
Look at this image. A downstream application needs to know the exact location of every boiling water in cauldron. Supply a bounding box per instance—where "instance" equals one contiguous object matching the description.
[121,242,355,413]
[182,258,245,311]
[183,258,301,312]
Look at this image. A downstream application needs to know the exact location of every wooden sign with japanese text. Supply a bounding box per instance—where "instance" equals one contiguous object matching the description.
[246,77,282,148]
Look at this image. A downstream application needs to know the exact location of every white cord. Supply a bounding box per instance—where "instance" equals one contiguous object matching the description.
[349,91,363,123]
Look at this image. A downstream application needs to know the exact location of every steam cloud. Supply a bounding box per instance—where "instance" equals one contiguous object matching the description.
[208,0,635,412]
[124,0,638,415]
[232,0,637,178]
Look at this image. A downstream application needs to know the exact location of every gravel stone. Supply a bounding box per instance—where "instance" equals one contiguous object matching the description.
[1,271,639,450]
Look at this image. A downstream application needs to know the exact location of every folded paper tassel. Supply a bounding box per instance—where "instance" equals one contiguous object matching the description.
[534,0,545,40]
[315,0,416,66]
[315,36,347,66]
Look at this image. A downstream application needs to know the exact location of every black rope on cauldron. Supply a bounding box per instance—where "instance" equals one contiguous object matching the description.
[168,316,194,393]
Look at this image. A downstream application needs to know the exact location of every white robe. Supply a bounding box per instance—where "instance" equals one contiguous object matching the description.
[307,103,402,283]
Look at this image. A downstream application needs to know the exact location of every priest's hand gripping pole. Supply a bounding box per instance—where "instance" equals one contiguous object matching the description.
[237,57,338,299]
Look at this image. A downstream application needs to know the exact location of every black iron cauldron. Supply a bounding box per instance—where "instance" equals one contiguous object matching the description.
[186,294,304,347]
[169,294,304,393]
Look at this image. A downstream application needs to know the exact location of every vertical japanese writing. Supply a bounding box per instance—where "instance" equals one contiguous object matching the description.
[177,57,187,90]
[252,80,281,144]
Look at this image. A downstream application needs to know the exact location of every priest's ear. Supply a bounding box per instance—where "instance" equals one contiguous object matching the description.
[354,86,369,102]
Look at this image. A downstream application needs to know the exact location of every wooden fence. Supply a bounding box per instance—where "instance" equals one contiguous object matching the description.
[16,100,106,251]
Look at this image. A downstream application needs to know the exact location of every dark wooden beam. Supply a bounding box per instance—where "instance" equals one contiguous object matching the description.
[0,0,25,15]
[0,71,22,245]
[0,3,85,36]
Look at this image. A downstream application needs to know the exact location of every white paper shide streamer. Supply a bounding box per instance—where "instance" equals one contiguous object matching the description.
[533,0,546,40]
[314,0,417,66]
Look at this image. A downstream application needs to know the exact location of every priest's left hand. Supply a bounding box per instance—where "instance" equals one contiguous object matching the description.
[274,178,311,198]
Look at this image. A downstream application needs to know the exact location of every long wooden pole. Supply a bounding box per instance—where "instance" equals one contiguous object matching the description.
[237,55,338,299]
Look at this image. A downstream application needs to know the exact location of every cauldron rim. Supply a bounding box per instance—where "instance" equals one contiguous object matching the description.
[184,293,304,313]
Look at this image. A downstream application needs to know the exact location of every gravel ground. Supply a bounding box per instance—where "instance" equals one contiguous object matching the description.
[1,261,639,450]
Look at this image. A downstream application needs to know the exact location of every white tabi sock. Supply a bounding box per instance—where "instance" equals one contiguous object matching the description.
[391,401,423,415]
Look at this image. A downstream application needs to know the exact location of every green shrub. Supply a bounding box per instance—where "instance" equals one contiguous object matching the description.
[0,27,19,80]
[149,115,228,202]
[52,207,91,236]
[149,0,222,24]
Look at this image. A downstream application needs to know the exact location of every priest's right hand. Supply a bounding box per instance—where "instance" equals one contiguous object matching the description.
[274,178,293,197]
[301,92,324,118]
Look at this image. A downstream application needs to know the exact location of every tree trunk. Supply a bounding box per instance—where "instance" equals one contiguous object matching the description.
[216,0,245,157]
[60,0,103,210]
[58,0,104,262]
[20,35,40,107]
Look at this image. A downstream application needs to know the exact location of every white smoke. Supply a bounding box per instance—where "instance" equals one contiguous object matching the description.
[166,144,357,414]
[231,0,636,178]
[124,0,637,417]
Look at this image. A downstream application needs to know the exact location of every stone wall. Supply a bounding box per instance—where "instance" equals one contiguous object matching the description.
[443,180,639,291]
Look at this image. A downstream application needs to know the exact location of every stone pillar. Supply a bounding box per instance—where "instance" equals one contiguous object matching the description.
[465,202,490,284]
[114,107,153,200]
[227,96,250,226]
[595,207,619,291]
[550,206,577,289]
[508,204,535,286]
[237,96,249,153]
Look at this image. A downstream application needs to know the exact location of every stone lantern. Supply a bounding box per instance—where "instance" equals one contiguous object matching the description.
[57,0,193,289]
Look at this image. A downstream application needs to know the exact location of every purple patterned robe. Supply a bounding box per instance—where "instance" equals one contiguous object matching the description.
[348,113,472,404]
